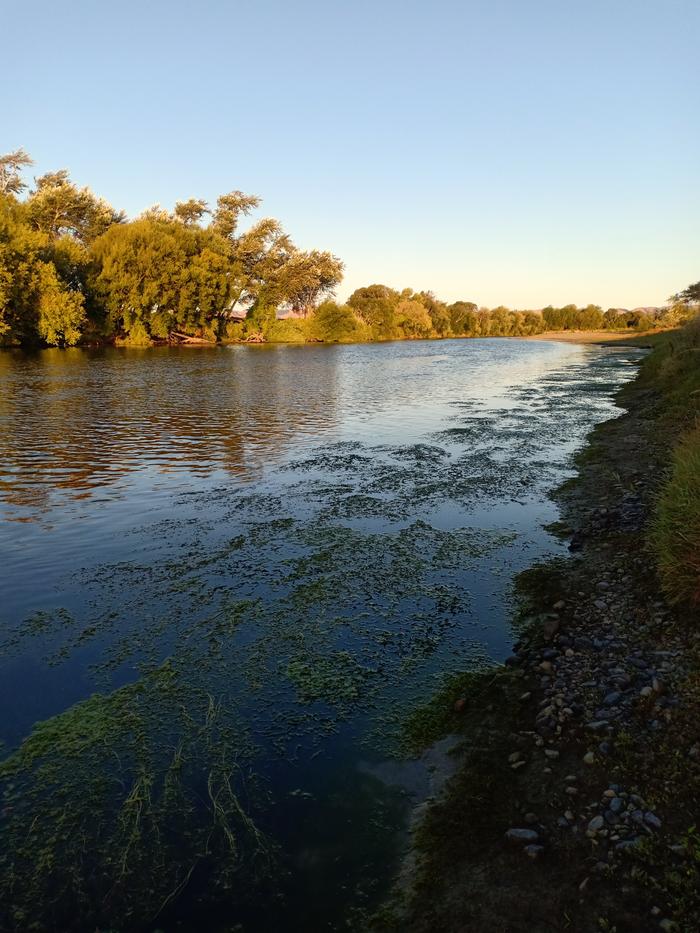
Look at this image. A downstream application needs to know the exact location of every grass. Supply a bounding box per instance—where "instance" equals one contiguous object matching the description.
[637,315,700,610]
[651,427,700,607]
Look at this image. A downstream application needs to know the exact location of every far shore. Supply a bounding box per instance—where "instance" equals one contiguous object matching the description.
[522,328,662,346]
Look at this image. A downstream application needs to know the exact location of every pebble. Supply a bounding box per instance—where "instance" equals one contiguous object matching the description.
[524,844,545,859]
[588,815,605,833]
[603,691,622,707]
[644,812,662,830]
[583,751,596,765]
[505,828,539,845]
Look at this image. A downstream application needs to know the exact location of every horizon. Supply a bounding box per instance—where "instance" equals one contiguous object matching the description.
[5,0,699,308]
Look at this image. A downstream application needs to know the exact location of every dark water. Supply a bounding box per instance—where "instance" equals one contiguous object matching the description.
[0,339,643,931]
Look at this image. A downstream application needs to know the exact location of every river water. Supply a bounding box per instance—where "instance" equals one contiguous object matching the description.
[0,338,643,931]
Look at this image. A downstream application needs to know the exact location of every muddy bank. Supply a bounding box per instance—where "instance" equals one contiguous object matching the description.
[375,352,699,931]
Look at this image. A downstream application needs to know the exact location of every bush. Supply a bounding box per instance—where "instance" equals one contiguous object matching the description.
[651,427,700,608]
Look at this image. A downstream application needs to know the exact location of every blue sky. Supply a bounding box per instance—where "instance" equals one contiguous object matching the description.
[4,0,699,308]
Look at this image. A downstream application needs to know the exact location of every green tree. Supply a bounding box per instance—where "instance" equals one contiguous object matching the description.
[347,285,399,337]
[27,170,124,243]
[395,298,433,337]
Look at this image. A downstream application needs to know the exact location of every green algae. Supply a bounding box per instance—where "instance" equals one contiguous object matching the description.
[0,663,270,932]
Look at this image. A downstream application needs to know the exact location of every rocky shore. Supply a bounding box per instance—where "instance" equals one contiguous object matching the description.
[374,361,699,931]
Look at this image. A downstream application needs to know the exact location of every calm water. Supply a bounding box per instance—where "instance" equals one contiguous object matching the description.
[0,339,643,931]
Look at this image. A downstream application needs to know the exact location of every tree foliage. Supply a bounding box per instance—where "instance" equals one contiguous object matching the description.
[0,149,694,349]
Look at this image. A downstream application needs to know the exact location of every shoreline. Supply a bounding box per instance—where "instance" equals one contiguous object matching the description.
[520,328,662,346]
[374,335,698,932]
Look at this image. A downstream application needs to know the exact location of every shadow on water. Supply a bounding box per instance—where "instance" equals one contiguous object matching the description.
[0,339,645,930]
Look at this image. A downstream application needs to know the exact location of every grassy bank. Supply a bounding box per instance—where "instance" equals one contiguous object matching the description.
[373,317,700,933]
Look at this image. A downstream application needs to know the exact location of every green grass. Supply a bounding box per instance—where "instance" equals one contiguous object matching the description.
[651,427,700,608]
[639,315,700,610]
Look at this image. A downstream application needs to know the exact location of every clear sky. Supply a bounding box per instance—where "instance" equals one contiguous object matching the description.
[4,0,699,308]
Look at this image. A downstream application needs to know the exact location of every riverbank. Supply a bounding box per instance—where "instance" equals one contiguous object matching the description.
[524,328,664,346]
[373,324,700,932]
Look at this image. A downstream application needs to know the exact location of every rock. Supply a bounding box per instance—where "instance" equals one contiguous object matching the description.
[586,720,609,733]
[505,828,539,845]
[588,815,605,834]
[453,697,467,713]
[542,617,560,641]
[553,600,566,610]
[508,751,523,763]
[594,599,608,610]
[616,838,642,853]
[609,797,624,814]
[544,749,559,760]
[524,812,538,824]
[644,812,662,830]
[640,686,653,698]
[524,844,544,859]
[583,751,596,765]
[603,691,622,707]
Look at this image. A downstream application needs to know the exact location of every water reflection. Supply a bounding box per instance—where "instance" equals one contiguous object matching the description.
[0,345,342,513]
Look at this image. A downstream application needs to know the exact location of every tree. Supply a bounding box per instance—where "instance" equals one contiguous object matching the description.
[174,199,209,226]
[448,300,478,335]
[28,170,124,243]
[273,250,344,315]
[347,284,399,336]
[0,149,34,195]
[0,192,85,346]
[212,191,261,240]
[395,298,433,337]
[310,301,361,342]
[672,281,700,305]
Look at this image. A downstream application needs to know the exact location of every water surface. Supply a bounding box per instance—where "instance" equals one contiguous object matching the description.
[0,339,643,930]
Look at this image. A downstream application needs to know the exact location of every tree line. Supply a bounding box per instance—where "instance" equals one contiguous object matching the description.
[0,149,695,348]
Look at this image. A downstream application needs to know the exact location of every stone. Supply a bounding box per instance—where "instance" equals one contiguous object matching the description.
[524,844,545,859]
[544,749,559,760]
[588,815,605,834]
[603,691,622,707]
[583,751,596,765]
[587,721,609,733]
[542,617,560,641]
[644,812,662,830]
[505,828,539,845]
[453,697,467,713]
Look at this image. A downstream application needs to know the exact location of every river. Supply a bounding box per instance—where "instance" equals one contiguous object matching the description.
[0,338,643,931]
